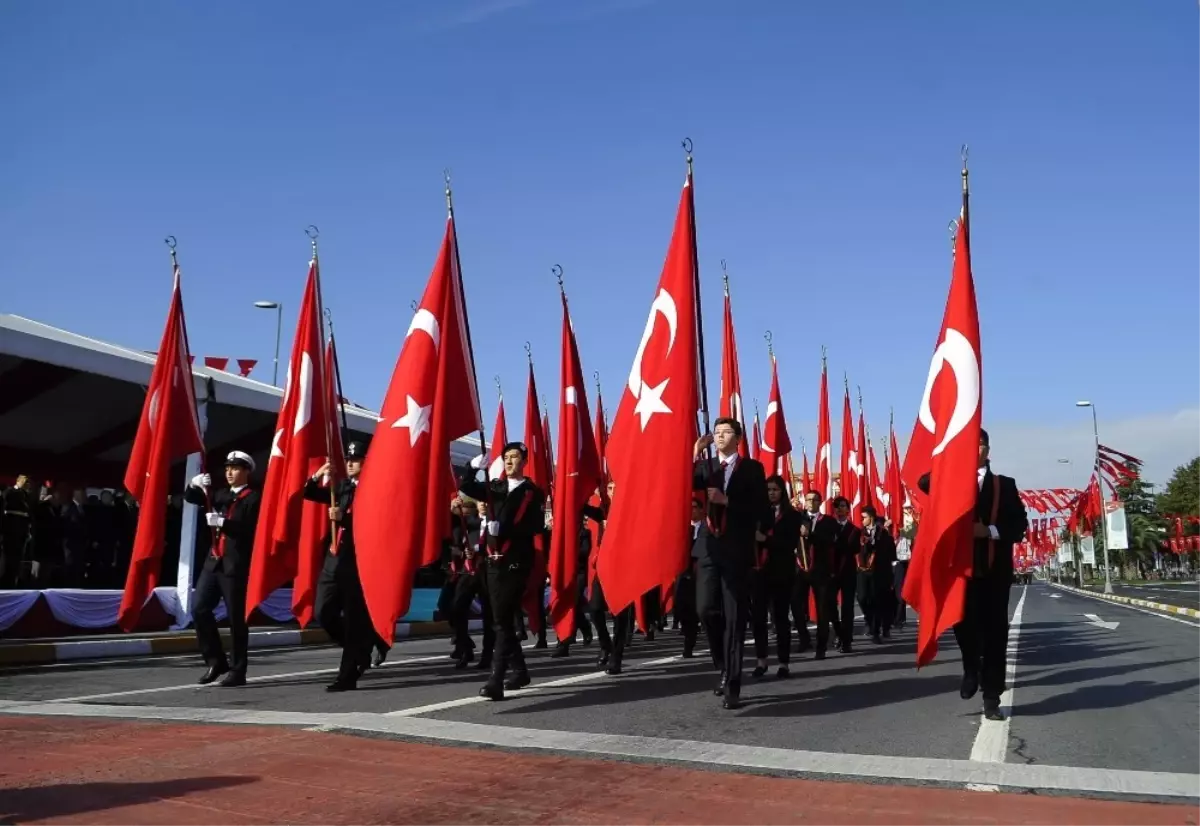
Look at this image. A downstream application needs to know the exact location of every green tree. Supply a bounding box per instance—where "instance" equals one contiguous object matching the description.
[1157,457,1199,520]
[1112,473,1167,576]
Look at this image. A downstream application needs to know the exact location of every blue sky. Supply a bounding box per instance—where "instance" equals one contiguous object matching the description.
[2,0,1197,487]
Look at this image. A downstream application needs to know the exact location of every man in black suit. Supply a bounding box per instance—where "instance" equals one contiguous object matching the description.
[813,495,860,657]
[692,417,771,710]
[459,441,547,701]
[919,428,1027,721]
[857,505,897,643]
[751,475,802,679]
[185,451,262,687]
[674,497,705,658]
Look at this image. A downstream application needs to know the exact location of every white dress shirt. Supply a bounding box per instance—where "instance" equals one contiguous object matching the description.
[978,467,1001,540]
[718,451,738,491]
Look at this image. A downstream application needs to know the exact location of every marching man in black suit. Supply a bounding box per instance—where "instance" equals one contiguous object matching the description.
[458,441,547,701]
[185,451,261,687]
[857,505,897,644]
[751,474,802,679]
[919,428,1027,721]
[692,417,771,710]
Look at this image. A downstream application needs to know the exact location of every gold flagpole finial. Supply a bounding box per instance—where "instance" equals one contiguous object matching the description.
[443,168,454,218]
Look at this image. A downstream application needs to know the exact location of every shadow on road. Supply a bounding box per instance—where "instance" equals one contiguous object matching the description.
[0,775,256,823]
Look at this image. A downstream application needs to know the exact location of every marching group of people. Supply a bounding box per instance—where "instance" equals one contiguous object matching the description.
[183,412,1024,720]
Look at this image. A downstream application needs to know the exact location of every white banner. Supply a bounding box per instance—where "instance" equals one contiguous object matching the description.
[1058,540,1072,564]
[1080,535,1096,565]
[1105,502,1129,551]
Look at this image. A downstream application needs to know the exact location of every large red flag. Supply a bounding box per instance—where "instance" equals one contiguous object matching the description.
[800,443,811,498]
[718,284,749,458]
[586,386,610,587]
[758,357,791,477]
[749,410,761,463]
[865,430,882,517]
[522,362,551,634]
[851,401,869,522]
[542,409,555,496]
[901,193,983,668]
[356,216,482,644]
[839,383,859,517]
[814,358,833,514]
[246,260,331,619]
[482,395,508,480]
[548,292,601,642]
[596,172,699,614]
[119,264,204,631]
[886,418,905,533]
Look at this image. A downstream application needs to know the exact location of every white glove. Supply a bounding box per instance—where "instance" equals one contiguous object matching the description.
[469,453,487,470]
[205,512,225,528]
[487,520,501,537]
[192,473,212,488]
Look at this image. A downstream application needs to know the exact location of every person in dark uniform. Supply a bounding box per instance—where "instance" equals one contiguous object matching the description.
[790,490,825,654]
[185,451,262,687]
[303,440,376,692]
[692,417,771,710]
[445,495,485,668]
[857,505,897,643]
[550,507,595,659]
[1,475,35,588]
[918,428,1027,721]
[458,441,547,701]
[751,474,802,679]
[674,497,704,658]
[824,496,861,653]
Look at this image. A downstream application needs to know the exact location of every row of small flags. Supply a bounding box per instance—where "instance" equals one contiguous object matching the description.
[145,352,259,377]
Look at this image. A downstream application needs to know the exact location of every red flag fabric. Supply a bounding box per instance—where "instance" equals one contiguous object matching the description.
[596,173,699,614]
[236,358,257,377]
[800,445,811,499]
[886,424,905,533]
[588,389,609,588]
[839,386,859,518]
[204,356,230,371]
[521,364,551,635]
[814,363,832,514]
[718,288,749,458]
[356,217,482,644]
[548,294,601,643]
[759,358,791,478]
[542,409,556,495]
[246,261,331,620]
[866,437,883,518]
[901,207,983,668]
[485,397,509,480]
[749,412,761,463]
[119,267,204,631]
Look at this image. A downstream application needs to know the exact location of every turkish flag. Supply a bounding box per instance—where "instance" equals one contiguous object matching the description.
[749,412,760,462]
[800,445,811,497]
[587,388,609,588]
[291,333,346,626]
[885,422,905,533]
[718,287,749,458]
[596,172,699,614]
[865,437,882,518]
[119,265,204,631]
[814,362,832,514]
[901,205,983,668]
[839,386,859,517]
[758,357,791,477]
[521,362,551,634]
[246,260,332,620]
[482,396,509,480]
[542,410,555,495]
[548,292,601,643]
[356,217,482,644]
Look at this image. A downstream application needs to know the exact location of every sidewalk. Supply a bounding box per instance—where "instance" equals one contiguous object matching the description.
[1048,582,1200,619]
[0,619,481,667]
[1,717,1194,825]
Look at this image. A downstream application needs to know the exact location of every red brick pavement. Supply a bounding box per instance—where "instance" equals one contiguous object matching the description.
[0,717,1195,825]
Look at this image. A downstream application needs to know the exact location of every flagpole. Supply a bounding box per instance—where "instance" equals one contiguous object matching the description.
[683,138,713,446]
[444,170,490,478]
[325,309,350,447]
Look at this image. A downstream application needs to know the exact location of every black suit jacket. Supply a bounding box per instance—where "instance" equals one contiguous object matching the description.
[917,467,1027,580]
[762,503,803,572]
[692,455,771,568]
[859,524,897,579]
[459,473,547,570]
[184,484,261,578]
[302,476,359,561]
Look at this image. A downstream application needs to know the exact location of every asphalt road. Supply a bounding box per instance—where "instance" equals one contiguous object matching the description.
[1,582,1197,806]
[1105,582,1200,612]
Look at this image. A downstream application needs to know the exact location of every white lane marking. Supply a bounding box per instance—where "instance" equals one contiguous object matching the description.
[1,700,1195,800]
[1048,594,1062,599]
[0,644,340,675]
[1049,584,1200,628]
[45,654,450,703]
[1083,613,1120,631]
[384,653,685,717]
[968,584,1027,776]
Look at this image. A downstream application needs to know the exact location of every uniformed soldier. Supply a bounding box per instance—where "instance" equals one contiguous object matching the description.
[303,440,376,692]
[458,441,547,701]
[857,505,897,643]
[185,451,262,687]
[750,474,802,678]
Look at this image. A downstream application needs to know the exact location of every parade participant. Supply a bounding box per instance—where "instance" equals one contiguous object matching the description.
[550,510,595,659]
[303,440,374,691]
[185,451,261,687]
[790,490,826,653]
[692,417,770,710]
[585,482,633,673]
[827,496,861,653]
[444,495,483,668]
[750,474,801,678]
[673,496,704,658]
[458,441,547,701]
[892,509,914,628]
[918,429,1026,721]
[1,475,35,588]
[857,505,896,643]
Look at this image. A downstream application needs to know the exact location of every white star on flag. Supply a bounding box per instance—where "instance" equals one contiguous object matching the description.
[392,394,432,446]
[633,377,671,430]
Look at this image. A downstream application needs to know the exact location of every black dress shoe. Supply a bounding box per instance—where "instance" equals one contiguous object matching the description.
[479,682,504,701]
[475,656,492,671]
[777,665,790,679]
[217,671,246,687]
[325,678,356,692]
[372,646,389,668]
[872,634,883,644]
[961,671,980,700]
[605,662,623,675]
[534,637,548,650]
[751,665,768,679]
[814,650,826,660]
[455,651,475,670]
[504,672,531,690]
[982,700,1004,721]
[198,664,229,685]
[682,647,694,659]
[722,683,742,710]
[551,643,570,658]
[582,632,593,646]
[597,651,610,668]
[714,678,728,697]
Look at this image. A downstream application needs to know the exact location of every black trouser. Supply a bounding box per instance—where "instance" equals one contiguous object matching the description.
[789,570,813,650]
[315,553,374,682]
[674,567,699,654]
[859,570,894,637]
[815,572,856,653]
[450,571,481,655]
[751,564,794,664]
[566,572,593,643]
[954,574,1012,702]
[193,560,249,676]
[587,576,628,658]
[641,587,661,631]
[485,560,529,682]
[893,561,909,624]
[696,554,749,685]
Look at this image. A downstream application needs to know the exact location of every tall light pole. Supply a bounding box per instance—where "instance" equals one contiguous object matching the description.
[1058,457,1081,585]
[254,301,283,386]
[1077,400,1113,594]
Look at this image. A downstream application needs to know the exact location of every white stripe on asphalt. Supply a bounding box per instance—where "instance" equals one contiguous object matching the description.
[1048,584,1200,628]
[384,653,686,717]
[1,700,1194,800]
[966,584,1027,789]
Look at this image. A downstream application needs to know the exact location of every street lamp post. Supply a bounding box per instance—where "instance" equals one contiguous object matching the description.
[254,301,284,386]
[1077,401,1113,594]
[1057,457,1081,586]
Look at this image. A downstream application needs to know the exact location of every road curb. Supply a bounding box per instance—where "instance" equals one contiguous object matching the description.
[1047,582,1200,618]
[0,619,482,667]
